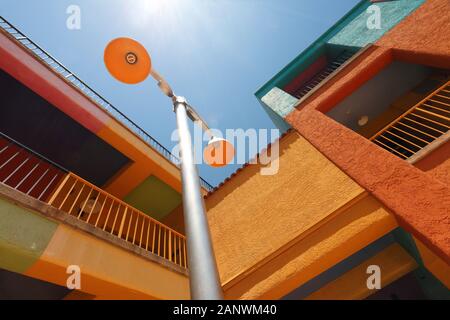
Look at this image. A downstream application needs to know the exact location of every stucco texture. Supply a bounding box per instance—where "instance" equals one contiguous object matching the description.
[414,140,450,186]
[204,132,386,291]
[284,0,450,264]
[222,193,397,299]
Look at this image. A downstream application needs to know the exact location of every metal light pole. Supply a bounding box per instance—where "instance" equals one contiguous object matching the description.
[173,96,224,300]
[154,72,224,299]
[104,38,224,300]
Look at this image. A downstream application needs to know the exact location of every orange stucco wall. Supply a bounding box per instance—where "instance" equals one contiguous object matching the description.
[414,140,450,186]
[284,0,450,264]
[204,131,398,298]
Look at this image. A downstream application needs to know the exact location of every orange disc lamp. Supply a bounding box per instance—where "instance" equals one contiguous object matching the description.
[204,137,235,167]
[104,37,151,84]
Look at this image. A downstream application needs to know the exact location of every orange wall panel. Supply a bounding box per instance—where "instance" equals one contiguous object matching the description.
[283,0,450,264]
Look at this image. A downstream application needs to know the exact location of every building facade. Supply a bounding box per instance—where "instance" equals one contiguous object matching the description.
[0,0,449,299]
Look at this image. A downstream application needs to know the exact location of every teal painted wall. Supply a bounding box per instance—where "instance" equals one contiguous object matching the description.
[255,0,369,100]
[328,0,425,48]
[256,0,425,99]
[255,0,425,129]
[260,87,296,132]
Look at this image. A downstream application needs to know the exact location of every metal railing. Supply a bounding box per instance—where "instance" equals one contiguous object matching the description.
[293,50,355,99]
[0,132,188,269]
[0,132,67,201]
[0,16,213,192]
[370,80,450,159]
[48,173,188,269]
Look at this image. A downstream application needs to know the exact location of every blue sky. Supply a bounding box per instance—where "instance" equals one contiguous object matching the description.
[0,0,359,186]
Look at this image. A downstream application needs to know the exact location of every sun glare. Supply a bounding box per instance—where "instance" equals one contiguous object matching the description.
[131,0,186,25]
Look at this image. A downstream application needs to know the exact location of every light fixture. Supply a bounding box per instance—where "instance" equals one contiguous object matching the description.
[358,115,369,126]
[204,136,235,167]
[104,37,151,84]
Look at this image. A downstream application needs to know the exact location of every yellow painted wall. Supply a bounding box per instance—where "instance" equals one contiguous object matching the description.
[222,194,397,299]
[25,224,190,300]
[204,131,398,299]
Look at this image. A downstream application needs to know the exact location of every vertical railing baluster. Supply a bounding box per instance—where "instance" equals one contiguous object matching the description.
[125,210,134,241]
[158,225,162,256]
[163,228,167,259]
[139,216,145,248]
[3,156,30,184]
[146,220,151,251]
[102,198,115,231]
[15,160,41,191]
[132,214,139,245]
[68,183,85,215]
[37,173,59,201]
[178,236,182,266]
[111,203,122,235]
[86,191,101,223]
[95,196,109,227]
[47,173,70,205]
[152,223,157,254]
[77,187,93,219]
[27,168,48,197]
[89,194,106,224]
[118,207,128,239]
[183,239,187,268]
[58,176,77,210]
[0,150,20,170]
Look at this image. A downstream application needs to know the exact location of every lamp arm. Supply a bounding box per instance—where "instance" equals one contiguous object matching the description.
[185,104,213,140]
[150,69,175,98]
[151,69,213,139]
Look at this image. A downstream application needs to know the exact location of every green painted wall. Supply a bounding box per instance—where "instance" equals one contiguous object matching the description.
[124,175,182,221]
[0,198,58,273]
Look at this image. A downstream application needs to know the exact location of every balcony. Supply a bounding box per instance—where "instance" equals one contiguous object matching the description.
[326,60,449,162]
[290,49,355,99]
[370,80,450,160]
[0,16,213,192]
[0,132,187,270]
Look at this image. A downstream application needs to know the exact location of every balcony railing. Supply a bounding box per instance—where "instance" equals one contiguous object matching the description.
[0,132,187,270]
[48,173,187,269]
[292,50,355,99]
[0,16,213,192]
[0,132,67,201]
[370,80,450,160]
